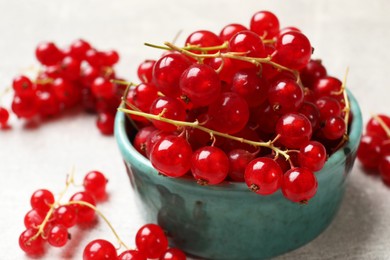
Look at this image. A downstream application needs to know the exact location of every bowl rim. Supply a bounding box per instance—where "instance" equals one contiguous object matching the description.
[115,90,363,190]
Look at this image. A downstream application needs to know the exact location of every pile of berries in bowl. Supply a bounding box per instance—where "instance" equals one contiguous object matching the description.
[115,10,363,259]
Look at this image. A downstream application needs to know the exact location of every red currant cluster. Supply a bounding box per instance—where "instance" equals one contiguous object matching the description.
[86,224,186,260]
[5,39,123,134]
[123,10,351,203]
[19,170,107,256]
[357,114,390,184]
[19,170,186,259]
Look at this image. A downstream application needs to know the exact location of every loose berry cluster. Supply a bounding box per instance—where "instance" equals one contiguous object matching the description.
[357,114,390,184]
[19,170,108,255]
[19,170,186,259]
[121,10,352,203]
[3,39,124,135]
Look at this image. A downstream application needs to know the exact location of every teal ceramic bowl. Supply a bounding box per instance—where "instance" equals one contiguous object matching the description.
[115,92,362,260]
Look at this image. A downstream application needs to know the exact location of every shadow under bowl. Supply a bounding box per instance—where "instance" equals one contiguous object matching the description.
[115,91,362,260]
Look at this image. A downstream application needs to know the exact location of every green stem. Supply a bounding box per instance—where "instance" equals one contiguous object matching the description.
[118,107,290,160]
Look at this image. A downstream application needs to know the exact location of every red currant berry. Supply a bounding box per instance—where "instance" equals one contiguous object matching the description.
[0,107,10,126]
[153,53,192,97]
[160,248,187,260]
[282,167,318,203]
[228,30,265,58]
[149,96,186,132]
[357,134,385,170]
[273,31,312,70]
[69,39,91,60]
[19,228,45,256]
[231,68,269,107]
[12,75,34,96]
[83,239,117,260]
[208,92,250,134]
[228,149,256,182]
[379,154,390,185]
[219,23,247,42]
[36,90,61,117]
[320,116,346,140]
[205,57,235,84]
[276,113,312,149]
[102,50,119,66]
[298,101,320,131]
[86,49,105,68]
[35,41,63,66]
[47,224,68,247]
[24,209,44,229]
[134,126,157,156]
[268,78,304,114]
[11,94,38,119]
[61,56,81,81]
[69,191,96,224]
[92,77,115,99]
[191,146,229,185]
[300,59,327,88]
[30,189,55,216]
[180,63,221,107]
[366,114,390,139]
[150,135,192,177]
[118,249,146,260]
[312,76,343,99]
[185,30,223,54]
[135,224,168,259]
[250,11,280,39]
[254,101,281,134]
[52,78,80,107]
[244,157,283,195]
[315,96,342,121]
[298,141,327,172]
[138,59,156,83]
[81,66,100,86]
[97,112,115,135]
[53,205,77,228]
[83,170,108,200]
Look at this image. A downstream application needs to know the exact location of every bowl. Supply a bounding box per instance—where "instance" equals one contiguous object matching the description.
[115,91,362,260]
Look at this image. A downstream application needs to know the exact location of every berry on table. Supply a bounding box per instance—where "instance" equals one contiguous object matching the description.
[83,239,117,260]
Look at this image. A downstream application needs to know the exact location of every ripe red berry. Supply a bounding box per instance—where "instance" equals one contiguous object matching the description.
[118,249,146,260]
[219,23,247,42]
[12,75,34,96]
[379,154,390,185]
[273,31,312,70]
[153,53,192,97]
[92,77,115,99]
[135,224,168,259]
[53,205,77,228]
[228,149,256,182]
[150,135,192,177]
[30,189,55,216]
[19,228,46,256]
[300,59,327,88]
[191,146,229,185]
[357,134,385,170]
[366,115,390,139]
[180,63,222,107]
[69,39,91,60]
[244,157,283,195]
[149,96,186,132]
[11,94,38,119]
[0,107,10,126]
[282,167,318,203]
[268,78,304,114]
[47,224,69,247]
[83,170,108,200]
[276,113,312,149]
[35,41,63,66]
[250,11,280,39]
[185,30,223,54]
[160,248,187,260]
[24,209,44,229]
[298,141,327,172]
[83,239,117,260]
[69,191,96,224]
[96,112,115,135]
[137,59,156,83]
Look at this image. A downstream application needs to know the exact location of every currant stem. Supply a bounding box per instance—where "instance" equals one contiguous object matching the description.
[30,169,76,242]
[118,107,290,160]
[66,201,130,250]
[372,114,390,138]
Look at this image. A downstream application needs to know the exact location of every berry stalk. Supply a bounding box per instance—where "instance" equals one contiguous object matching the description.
[118,106,290,160]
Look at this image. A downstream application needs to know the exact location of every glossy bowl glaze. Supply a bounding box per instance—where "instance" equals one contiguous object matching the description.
[115,92,362,260]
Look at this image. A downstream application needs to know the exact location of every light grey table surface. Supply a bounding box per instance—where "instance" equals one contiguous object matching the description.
[0,0,389,259]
